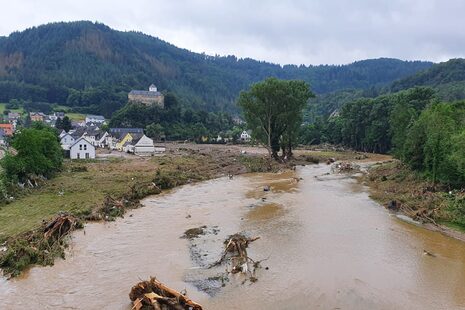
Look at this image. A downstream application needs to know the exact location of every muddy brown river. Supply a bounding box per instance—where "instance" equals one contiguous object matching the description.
[1,164,465,309]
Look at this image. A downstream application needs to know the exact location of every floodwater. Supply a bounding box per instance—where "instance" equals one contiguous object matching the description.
[1,164,465,309]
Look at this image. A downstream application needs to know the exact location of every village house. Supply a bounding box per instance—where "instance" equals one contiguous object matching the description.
[117,132,143,151]
[60,133,76,150]
[8,112,20,122]
[85,115,106,125]
[108,128,144,150]
[7,112,20,130]
[0,123,14,136]
[240,130,252,142]
[128,84,164,107]
[133,135,155,155]
[30,112,46,122]
[69,137,96,159]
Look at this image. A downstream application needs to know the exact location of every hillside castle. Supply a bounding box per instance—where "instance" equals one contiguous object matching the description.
[128,84,164,108]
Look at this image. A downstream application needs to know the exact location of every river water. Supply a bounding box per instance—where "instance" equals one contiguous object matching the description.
[1,164,465,309]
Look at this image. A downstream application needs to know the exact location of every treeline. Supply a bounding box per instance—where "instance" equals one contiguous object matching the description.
[0,21,432,114]
[303,87,465,186]
[306,59,465,122]
[109,94,237,141]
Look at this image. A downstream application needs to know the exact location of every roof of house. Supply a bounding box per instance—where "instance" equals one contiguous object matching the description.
[8,112,20,118]
[85,114,105,120]
[109,128,144,140]
[70,137,95,149]
[129,90,163,97]
[129,134,145,145]
[70,127,87,139]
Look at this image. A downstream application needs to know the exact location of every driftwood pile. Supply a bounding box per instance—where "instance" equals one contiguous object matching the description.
[129,277,203,310]
[387,200,438,225]
[212,234,261,278]
[43,213,79,241]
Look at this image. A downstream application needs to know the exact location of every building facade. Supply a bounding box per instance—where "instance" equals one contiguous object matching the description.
[128,84,164,107]
[69,137,96,159]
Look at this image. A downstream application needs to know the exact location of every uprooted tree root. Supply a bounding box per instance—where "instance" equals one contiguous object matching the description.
[129,277,203,310]
[0,213,82,277]
[211,234,262,281]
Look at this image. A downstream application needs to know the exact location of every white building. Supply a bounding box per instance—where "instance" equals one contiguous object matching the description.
[85,115,106,125]
[69,137,96,159]
[149,84,158,92]
[60,133,76,150]
[133,135,156,155]
[240,130,252,142]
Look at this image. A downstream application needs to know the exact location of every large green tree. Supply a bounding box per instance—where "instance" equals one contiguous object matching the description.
[1,126,63,182]
[238,77,312,159]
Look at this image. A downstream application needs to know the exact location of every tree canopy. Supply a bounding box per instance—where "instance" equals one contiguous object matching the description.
[238,77,312,159]
[1,125,63,182]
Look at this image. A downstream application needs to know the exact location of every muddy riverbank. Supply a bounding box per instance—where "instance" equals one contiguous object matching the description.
[1,163,465,309]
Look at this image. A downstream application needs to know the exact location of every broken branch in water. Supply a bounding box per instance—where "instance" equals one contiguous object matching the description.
[210,234,261,279]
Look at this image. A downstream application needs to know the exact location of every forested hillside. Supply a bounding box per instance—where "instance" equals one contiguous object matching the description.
[0,21,432,116]
[308,58,465,120]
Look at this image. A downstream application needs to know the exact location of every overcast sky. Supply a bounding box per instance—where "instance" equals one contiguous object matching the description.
[1,0,464,65]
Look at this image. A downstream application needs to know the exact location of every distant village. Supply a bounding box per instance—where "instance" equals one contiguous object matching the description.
[0,84,252,160]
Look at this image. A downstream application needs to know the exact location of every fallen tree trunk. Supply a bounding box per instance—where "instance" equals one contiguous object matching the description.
[129,277,203,310]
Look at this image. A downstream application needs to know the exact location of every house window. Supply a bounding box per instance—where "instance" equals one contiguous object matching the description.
[85,153,90,159]
[79,144,82,150]
[84,144,87,150]
[77,153,80,159]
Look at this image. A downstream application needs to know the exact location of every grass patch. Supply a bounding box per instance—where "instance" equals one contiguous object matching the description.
[438,221,465,233]
[0,103,24,115]
[238,155,274,173]
[65,112,86,121]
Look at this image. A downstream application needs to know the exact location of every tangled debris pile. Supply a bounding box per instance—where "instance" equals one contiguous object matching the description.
[211,234,261,280]
[43,213,79,240]
[331,162,360,173]
[387,200,438,225]
[0,213,81,277]
[86,182,162,221]
[129,277,203,310]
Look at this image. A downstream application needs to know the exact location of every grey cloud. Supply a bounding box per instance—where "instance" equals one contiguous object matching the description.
[1,0,465,65]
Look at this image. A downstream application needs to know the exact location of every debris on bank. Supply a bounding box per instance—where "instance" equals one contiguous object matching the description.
[331,162,360,173]
[129,277,203,310]
[0,213,82,277]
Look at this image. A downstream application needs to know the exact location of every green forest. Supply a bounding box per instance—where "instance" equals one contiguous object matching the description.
[0,21,432,116]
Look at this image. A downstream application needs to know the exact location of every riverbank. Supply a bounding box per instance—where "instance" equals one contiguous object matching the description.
[361,160,465,242]
[0,143,374,277]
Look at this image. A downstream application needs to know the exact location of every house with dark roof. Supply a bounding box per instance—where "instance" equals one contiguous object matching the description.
[107,128,144,150]
[128,84,164,107]
[85,115,106,125]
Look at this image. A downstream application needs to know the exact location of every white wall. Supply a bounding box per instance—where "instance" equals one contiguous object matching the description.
[60,135,75,150]
[70,139,96,159]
